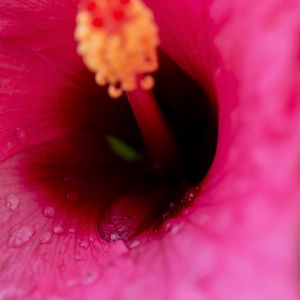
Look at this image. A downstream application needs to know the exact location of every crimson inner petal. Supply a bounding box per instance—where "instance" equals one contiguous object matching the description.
[21,51,218,242]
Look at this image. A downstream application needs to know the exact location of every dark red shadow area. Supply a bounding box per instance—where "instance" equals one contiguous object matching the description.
[20,51,218,242]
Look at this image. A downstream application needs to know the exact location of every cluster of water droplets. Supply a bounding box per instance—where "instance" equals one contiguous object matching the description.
[74,235,94,250]
[184,186,199,204]
[79,240,90,249]
[5,194,19,211]
[159,186,199,235]
[158,186,201,237]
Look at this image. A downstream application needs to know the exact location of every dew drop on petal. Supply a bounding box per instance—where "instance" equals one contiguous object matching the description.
[82,271,98,285]
[53,225,64,235]
[43,206,55,217]
[163,221,172,232]
[5,194,19,211]
[39,231,52,244]
[129,240,140,249]
[68,227,76,234]
[88,235,95,242]
[189,192,195,200]
[9,225,35,248]
[171,222,183,235]
[14,127,26,144]
[185,191,195,203]
[79,240,90,249]
[109,233,119,242]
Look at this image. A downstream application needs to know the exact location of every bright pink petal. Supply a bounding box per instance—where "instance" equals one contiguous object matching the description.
[144,0,218,93]
[0,0,300,300]
[0,0,94,160]
[83,0,300,299]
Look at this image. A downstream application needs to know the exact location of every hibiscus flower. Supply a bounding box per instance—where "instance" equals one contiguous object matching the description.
[0,0,300,299]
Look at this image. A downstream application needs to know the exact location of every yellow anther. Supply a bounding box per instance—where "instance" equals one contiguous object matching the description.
[140,75,154,90]
[108,85,123,99]
[75,0,159,98]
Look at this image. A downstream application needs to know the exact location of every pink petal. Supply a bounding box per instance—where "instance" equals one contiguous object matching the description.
[83,0,300,299]
[0,0,300,300]
[0,0,92,159]
[144,0,218,93]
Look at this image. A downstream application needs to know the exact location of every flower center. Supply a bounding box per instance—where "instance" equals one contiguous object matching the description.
[22,1,218,245]
[75,0,176,171]
[75,0,159,98]
[23,51,217,243]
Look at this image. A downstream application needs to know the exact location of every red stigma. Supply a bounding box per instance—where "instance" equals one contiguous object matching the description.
[86,1,97,12]
[113,10,125,21]
[92,17,104,28]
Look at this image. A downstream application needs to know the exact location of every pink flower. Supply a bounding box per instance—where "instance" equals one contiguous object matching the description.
[0,0,300,299]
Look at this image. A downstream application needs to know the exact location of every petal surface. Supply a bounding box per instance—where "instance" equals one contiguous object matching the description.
[0,0,300,300]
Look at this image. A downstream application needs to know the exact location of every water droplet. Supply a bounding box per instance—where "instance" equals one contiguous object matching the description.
[129,240,140,249]
[53,225,64,235]
[39,231,52,244]
[43,206,55,217]
[79,240,89,249]
[109,233,119,242]
[163,222,172,232]
[82,271,98,285]
[88,235,95,242]
[171,222,183,235]
[68,227,76,234]
[65,192,78,202]
[14,127,26,144]
[186,192,195,203]
[10,225,35,248]
[5,194,19,211]
[189,192,195,198]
